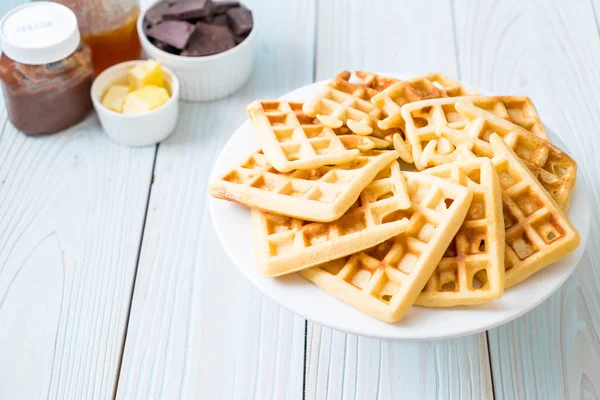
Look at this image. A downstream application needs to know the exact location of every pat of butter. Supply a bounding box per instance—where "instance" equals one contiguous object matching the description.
[122,85,170,114]
[128,60,165,90]
[101,85,130,112]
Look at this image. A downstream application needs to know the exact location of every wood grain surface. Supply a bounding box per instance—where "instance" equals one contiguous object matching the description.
[0,3,154,398]
[116,1,314,398]
[0,65,155,400]
[307,2,494,399]
[454,0,600,399]
[0,0,598,399]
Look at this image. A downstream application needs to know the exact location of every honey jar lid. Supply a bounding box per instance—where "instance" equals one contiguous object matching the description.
[0,2,81,65]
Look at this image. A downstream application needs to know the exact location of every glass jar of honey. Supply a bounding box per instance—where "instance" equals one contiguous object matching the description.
[53,0,142,75]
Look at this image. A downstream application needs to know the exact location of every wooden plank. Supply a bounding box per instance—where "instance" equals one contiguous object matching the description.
[115,1,315,398]
[307,1,494,399]
[315,0,459,77]
[453,0,600,398]
[0,63,154,400]
[306,325,493,399]
[0,4,155,400]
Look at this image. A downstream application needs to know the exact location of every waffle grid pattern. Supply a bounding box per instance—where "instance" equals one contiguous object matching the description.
[372,77,448,130]
[424,73,479,97]
[417,158,505,306]
[457,101,575,209]
[401,97,475,169]
[401,98,576,209]
[252,162,411,276]
[370,73,476,163]
[490,134,580,287]
[355,71,400,92]
[303,72,389,136]
[248,100,378,172]
[209,150,399,222]
[465,96,549,141]
[301,172,473,322]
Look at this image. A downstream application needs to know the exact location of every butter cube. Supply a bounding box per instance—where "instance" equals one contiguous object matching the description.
[122,85,170,114]
[128,60,165,90]
[101,84,130,112]
[122,92,150,114]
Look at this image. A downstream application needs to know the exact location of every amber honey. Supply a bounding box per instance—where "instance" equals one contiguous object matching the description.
[82,7,142,75]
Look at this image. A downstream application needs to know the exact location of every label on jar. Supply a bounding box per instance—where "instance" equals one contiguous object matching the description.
[0,2,80,65]
[2,3,74,47]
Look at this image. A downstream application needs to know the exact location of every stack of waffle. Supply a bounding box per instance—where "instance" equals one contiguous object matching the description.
[209,71,580,323]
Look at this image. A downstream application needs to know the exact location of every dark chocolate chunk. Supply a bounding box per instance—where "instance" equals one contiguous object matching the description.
[226,7,253,36]
[146,20,196,50]
[234,33,247,45]
[212,14,228,26]
[213,1,239,14]
[151,38,182,55]
[145,2,171,26]
[186,15,214,24]
[163,0,214,20]
[143,20,152,35]
[181,22,235,56]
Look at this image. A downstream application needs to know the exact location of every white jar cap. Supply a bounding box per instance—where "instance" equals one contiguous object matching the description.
[0,2,80,65]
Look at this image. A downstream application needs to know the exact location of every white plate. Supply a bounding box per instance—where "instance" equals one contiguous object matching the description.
[208,74,591,340]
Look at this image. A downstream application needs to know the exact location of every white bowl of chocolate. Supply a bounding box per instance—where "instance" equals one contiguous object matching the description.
[137,0,255,102]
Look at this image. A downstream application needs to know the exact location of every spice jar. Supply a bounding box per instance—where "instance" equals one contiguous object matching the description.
[53,0,142,75]
[0,2,94,135]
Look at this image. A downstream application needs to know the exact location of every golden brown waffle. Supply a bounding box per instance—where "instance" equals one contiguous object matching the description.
[370,73,476,163]
[332,125,392,149]
[355,71,400,91]
[346,71,413,155]
[301,172,473,322]
[402,98,577,210]
[329,71,394,98]
[401,97,486,170]
[456,101,575,209]
[371,75,449,131]
[208,149,399,222]
[247,100,381,172]
[424,73,479,97]
[252,162,411,276]
[458,96,548,141]
[303,72,390,136]
[417,158,505,306]
[489,134,580,287]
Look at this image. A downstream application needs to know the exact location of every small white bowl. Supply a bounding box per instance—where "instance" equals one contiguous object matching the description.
[91,60,179,146]
[137,3,256,102]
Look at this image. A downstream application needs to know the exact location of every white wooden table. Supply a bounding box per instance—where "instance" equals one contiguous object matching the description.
[1,0,599,399]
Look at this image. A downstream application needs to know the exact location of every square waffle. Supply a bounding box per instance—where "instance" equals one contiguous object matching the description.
[208,149,399,222]
[248,100,379,172]
[418,158,505,306]
[489,134,580,287]
[302,71,392,136]
[370,73,477,163]
[456,101,574,208]
[401,98,577,210]
[355,70,400,91]
[424,73,479,97]
[300,172,473,322]
[251,161,411,276]
[456,96,548,141]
